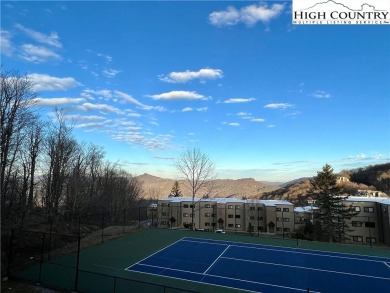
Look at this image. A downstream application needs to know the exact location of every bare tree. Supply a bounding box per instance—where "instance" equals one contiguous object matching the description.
[43,110,77,220]
[175,148,215,230]
[1,69,37,219]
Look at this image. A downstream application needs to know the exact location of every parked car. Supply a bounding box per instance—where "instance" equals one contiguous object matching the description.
[215,229,225,234]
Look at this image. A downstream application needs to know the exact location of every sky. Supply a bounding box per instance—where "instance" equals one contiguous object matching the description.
[1,0,389,182]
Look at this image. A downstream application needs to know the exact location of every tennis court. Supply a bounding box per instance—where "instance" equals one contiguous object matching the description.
[127,237,390,293]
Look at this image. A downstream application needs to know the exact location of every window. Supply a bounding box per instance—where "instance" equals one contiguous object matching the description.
[283,208,289,212]
[236,224,241,228]
[353,236,363,242]
[352,206,361,212]
[365,222,375,228]
[283,218,290,222]
[250,216,255,220]
[205,213,211,217]
[235,205,241,209]
[276,227,282,232]
[257,217,264,221]
[235,215,241,219]
[161,212,167,216]
[352,221,362,227]
[276,217,281,222]
[283,228,290,232]
[190,204,195,208]
[228,214,234,218]
[183,204,189,208]
[249,207,255,211]
[276,208,281,211]
[228,205,234,209]
[257,207,263,211]
[205,222,211,226]
[205,204,211,208]
[211,213,216,217]
[228,224,234,228]
[366,237,376,244]
[183,213,189,217]
[364,207,374,213]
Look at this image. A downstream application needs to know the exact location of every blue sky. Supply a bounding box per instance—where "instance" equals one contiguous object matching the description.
[1,1,389,182]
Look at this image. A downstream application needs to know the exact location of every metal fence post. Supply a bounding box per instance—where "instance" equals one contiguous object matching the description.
[123,209,126,234]
[138,207,141,229]
[6,229,15,278]
[74,230,81,291]
[38,233,45,283]
[101,212,105,243]
[48,220,53,260]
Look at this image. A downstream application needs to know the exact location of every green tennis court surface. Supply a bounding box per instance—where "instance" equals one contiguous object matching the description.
[18,229,390,292]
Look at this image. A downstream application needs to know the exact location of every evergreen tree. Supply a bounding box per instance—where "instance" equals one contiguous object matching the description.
[169,181,182,197]
[309,164,357,243]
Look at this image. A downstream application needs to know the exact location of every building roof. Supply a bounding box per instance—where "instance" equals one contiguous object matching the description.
[294,206,320,213]
[159,197,293,206]
[345,196,390,205]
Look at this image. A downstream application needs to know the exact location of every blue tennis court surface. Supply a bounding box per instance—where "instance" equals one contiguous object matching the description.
[127,237,390,293]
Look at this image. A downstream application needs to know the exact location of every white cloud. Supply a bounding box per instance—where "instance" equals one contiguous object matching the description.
[75,122,107,129]
[264,103,294,109]
[148,91,208,101]
[82,89,112,100]
[159,68,223,83]
[311,90,331,99]
[237,112,251,118]
[64,114,105,121]
[224,98,256,104]
[209,6,241,26]
[182,107,193,112]
[1,30,14,56]
[228,122,240,127]
[114,90,159,110]
[28,73,80,91]
[80,102,123,115]
[19,44,61,63]
[251,118,265,122]
[32,97,84,107]
[102,69,121,78]
[209,3,284,27]
[15,23,62,48]
[197,107,208,112]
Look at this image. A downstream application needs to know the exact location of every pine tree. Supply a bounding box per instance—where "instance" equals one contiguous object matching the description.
[169,181,182,197]
[309,164,357,243]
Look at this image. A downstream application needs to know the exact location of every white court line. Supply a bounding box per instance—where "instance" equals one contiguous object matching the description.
[183,237,390,262]
[130,262,321,293]
[205,272,321,293]
[129,265,260,293]
[221,256,390,281]
[203,245,230,275]
[182,238,389,264]
[125,237,185,270]
[182,238,228,246]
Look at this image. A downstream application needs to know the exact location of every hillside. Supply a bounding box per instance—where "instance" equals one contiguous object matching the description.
[137,173,280,200]
[137,163,390,202]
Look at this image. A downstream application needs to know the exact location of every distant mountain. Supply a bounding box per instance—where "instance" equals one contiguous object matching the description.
[136,174,280,200]
[136,163,390,201]
[280,177,311,188]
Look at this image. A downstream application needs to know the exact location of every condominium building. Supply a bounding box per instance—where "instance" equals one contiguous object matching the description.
[344,196,390,245]
[156,197,294,235]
